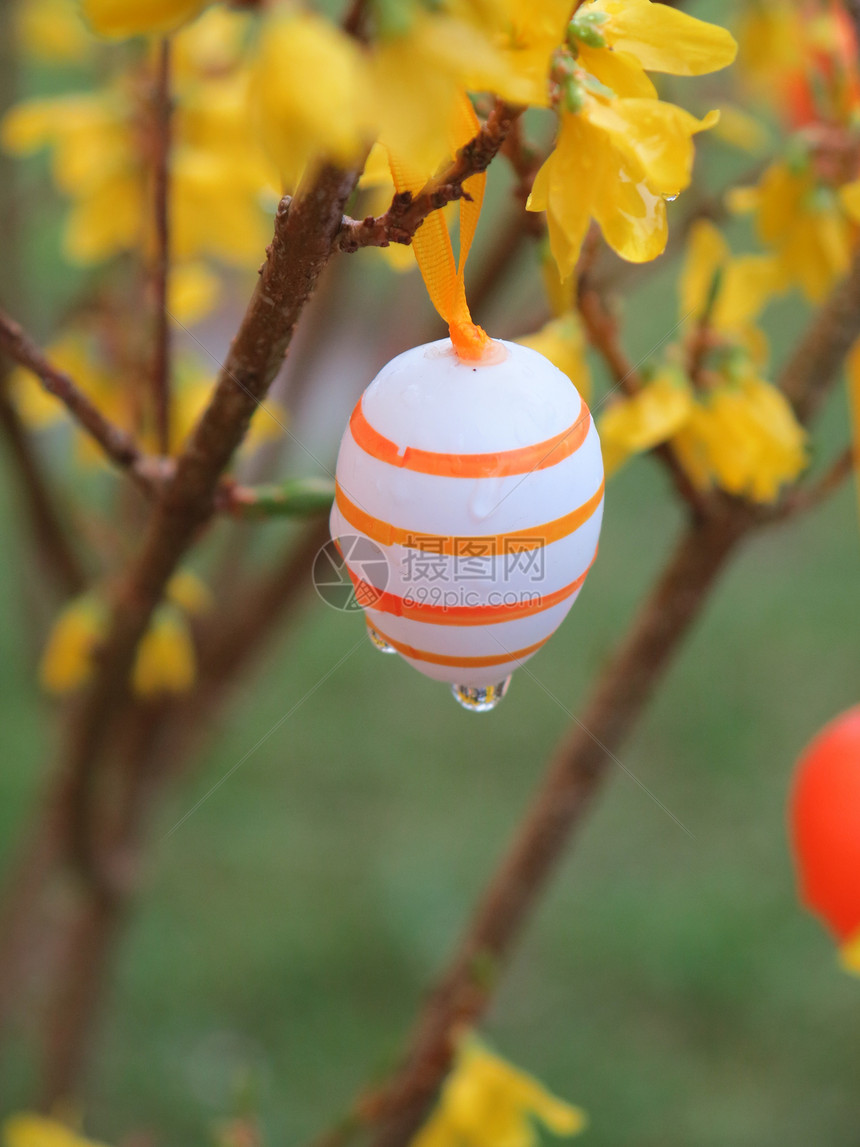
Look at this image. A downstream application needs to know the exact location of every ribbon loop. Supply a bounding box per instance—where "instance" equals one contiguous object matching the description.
[388,94,497,363]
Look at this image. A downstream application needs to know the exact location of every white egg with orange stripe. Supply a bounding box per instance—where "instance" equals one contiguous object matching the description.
[330,337,604,711]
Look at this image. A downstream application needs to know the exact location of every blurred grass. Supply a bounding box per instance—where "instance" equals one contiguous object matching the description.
[1,8,860,1141]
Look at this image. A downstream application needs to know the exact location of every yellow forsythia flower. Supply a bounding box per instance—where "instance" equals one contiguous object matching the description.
[132,605,196,698]
[16,0,93,63]
[527,0,735,275]
[735,0,804,109]
[3,1113,109,1147]
[253,12,374,190]
[2,8,272,275]
[166,569,213,615]
[518,314,591,402]
[679,220,781,361]
[39,574,208,696]
[371,10,523,177]
[672,376,808,502]
[169,262,221,326]
[709,104,770,156]
[729,161,854,304]
[598,373,693,475]
[81,0,210,38]
[839,929,860,976]
[39,596,107,694]
[412,1039,586,1147]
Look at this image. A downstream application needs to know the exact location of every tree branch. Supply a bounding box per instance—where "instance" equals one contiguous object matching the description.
[336,102,519,252]
[150,38,173,456]
[576,280,707,515]
[780,253,860,425]
[0,387,87,597]
[775,444,854,519]
[0,311,160,490]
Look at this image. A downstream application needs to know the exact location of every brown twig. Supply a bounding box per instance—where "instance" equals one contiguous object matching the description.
[775,444,854,519]
[150,39,173,456]
[0,388,87,597]
[336,102,520,252]
[0,310,159,490]
[577,281,707,515]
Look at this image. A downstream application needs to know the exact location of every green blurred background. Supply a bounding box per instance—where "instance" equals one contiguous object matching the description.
[1,2,859,1144]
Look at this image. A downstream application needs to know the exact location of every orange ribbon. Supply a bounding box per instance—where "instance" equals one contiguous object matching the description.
[388,94,496,363]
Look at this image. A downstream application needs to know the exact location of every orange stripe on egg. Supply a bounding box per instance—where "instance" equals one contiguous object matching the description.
[349,399,592,478]
[334,479,605,555]
[367,622,550,669]
[348,550,597,626]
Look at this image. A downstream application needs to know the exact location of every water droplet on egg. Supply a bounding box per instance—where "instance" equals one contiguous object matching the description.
[451,676,512,712]
[367,626,396,654]
[468,476,506,522]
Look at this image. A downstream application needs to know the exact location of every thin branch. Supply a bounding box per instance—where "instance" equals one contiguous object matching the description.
[0,388,87,597]
[780,253,860,425]
[150,39,173,456]
[0,310,159,490]
[577,281,707,515]
[774,444,854,519]
[342,0,370,39]
[336,102,520,252]
[217,476,334,518]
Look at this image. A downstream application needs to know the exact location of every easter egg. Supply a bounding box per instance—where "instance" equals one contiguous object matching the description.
[789,705,860,971]
[330,338,604,711]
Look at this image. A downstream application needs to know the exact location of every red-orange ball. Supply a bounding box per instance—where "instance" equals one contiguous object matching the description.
[789,706,860,950]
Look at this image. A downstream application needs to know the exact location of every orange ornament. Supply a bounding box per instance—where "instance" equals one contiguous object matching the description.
[789,705,860,972]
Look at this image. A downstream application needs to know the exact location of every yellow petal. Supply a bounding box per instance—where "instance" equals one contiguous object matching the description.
[840,179,860,224]
[9,369,65,429]
[839,929,860,976]
[527,114,599,279]
[726,185,760,215]
[39,598,107,695]
[132,607,196,697]
[169,262,220,326]
[710,103,770,154]
[81,0,209,38]
[430,1039,587,1147]
[591,149,667,263]
[715,255,782,330]
[15,0,93,63]
[254,12,373,189]
[63,172,144,264]
[372,14,512,175]
[679,218,728,323]
[598,374,693,474]
[3,1115,109,1147]
[596,0,738,76]
[586,98,718,199]
[576,44,657,99]
[1,99,62,154]
[167,570,213,615]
